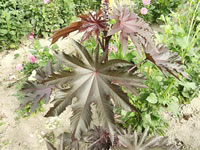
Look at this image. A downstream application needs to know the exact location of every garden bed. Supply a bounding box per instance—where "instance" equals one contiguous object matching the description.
[0,0,200,150]
[0,38,199,150]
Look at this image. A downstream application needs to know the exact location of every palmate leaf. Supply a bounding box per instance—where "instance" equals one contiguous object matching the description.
[52,21,84,44]
[46,132,79,150]
[20,82,55,113]
[40,39,145,140]
[145,44,189,79]
[107,0,154,55]
[85,126,176,150]
[20,61,56,113]
[52,10,106,44]
[86,126,113,150]
[108,0,187,79]
[113,127,176,150]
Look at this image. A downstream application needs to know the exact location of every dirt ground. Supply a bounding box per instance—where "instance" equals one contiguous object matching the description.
[0,36,199,150]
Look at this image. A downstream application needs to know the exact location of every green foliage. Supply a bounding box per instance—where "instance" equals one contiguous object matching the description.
[0,0,32,51]
[132,0,183,24]
[0,122,5,127]
[22,0,76,38]
[0,0,103,51]
[155,0,200,100]
[73,0,101,15]
[115,1,200,134]
[0,0,76,51]
[111,45,197,134]
[13,40,57,118]
[23,62,39,75]
[22,40,56,76]
[16,99,45,119]
[31,40,56,66]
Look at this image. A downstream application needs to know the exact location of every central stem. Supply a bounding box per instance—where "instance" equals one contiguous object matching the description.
[103,31,112,62]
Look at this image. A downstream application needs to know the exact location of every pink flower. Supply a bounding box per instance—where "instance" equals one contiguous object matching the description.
[109,47,118,54]
[113,47,118,53]
[16,64,23,71]
[141,7,148,15]
[43,0,50,4]
[29,55,36,63]
[9,75,15,81]
[142,0,151,5]
[28,32,34,40]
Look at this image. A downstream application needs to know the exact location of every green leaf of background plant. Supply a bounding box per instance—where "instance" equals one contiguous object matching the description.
[146,93,158,104]
[168,101,179,115]
[176,36,188,49]
[0,29,8,34]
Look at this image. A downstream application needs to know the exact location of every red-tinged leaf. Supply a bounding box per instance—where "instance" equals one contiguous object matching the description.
[113,127,177,150]
[108,1,187,79]
[79,10,107,42]
[20,81,55,113]
[107,22,122,36]
[21,38,145,141]
[108,1,155,54]
[86,126,112,150]
[52,21,83,44]
[35,61,53,81]
[96,10,103,18]
[145,44,189,80]
[81,29,93,42]
[120,31,128,54]
[46,141,57,150]
[130,34,143,57]
[78,14,89,20]
[37,40,145,140]
[20,61,58,113]
[46,132,79,150]
[51,10,107,44]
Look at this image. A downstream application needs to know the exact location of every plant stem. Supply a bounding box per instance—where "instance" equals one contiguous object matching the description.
[104,33,112,62]
[97,37,104,50]
[105,36,111,62]
[95,44,100,64]
[86,138,102,150]
[7,75,29,88]
[187,1,200,43]
[128,59,146,73]
[163,80,174,98]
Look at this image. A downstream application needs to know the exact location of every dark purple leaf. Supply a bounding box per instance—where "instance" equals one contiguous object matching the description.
[113,127,177,150]
[41,40,145,140]
[108,2,153,54]
[108,1,187,79]
[145,44,189,79]
[20,81,55,113]
[52,11,107,44]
